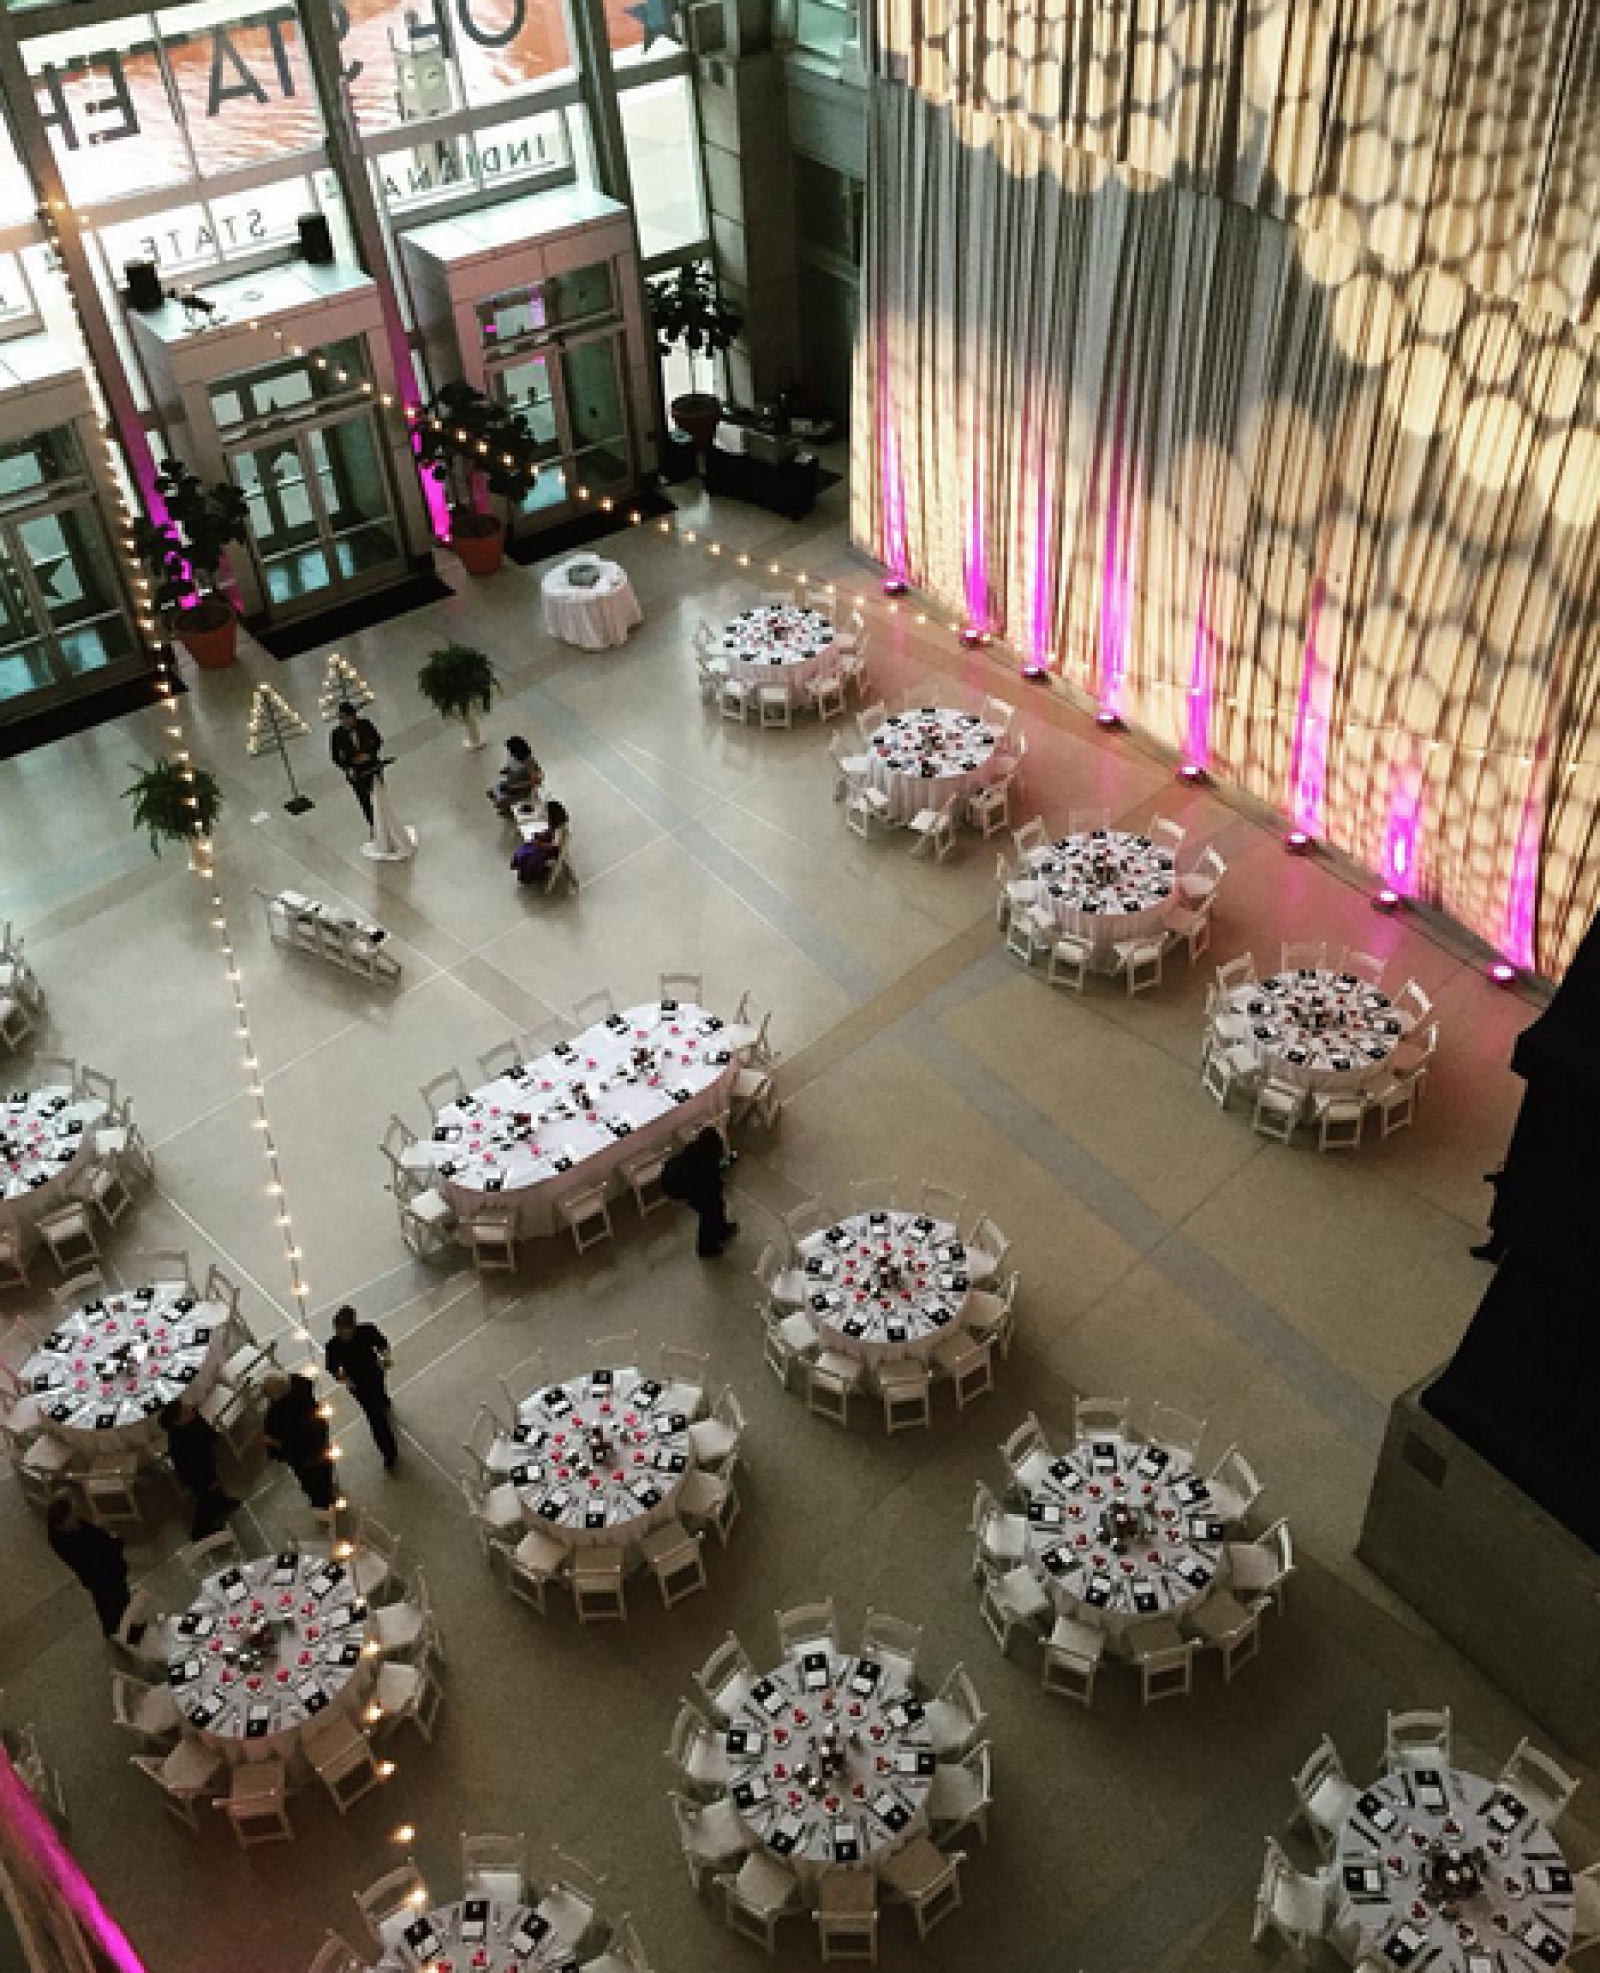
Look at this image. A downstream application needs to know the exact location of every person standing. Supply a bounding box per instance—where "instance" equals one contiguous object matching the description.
[330,701,385,829]
[324,1306,399,1471]
[261,1370,336,1510]
[160,1398,239,1538]
[46,1495,131,1636]
[661,1124,739,1258]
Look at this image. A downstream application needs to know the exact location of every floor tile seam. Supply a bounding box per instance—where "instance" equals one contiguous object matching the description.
[525,673,886,999]
[897,1022,1390,1453]
[2,838,171,946]
[151,1185,296,1335]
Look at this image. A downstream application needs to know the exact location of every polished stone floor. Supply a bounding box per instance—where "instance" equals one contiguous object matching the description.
[0,464,1586,1973]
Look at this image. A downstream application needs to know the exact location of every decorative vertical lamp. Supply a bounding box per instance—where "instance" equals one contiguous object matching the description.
[318,652,374,722]
[246,683,314,814]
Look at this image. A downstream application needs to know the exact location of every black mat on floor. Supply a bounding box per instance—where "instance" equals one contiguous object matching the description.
[0,666,188,761]
[815,466,844,493]
[505,486,678,567]
[251,570,455,662]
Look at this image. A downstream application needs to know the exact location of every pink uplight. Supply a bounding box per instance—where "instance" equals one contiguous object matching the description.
[963,455,989,640]
[1285,830,1313,854]
[1098,446,1131,716]
[1501,763,1543,973]
[1288,578,1330,837]
[1383,760,1424,898]
[1488,961,1517,987]
[1184,585,1212,771]
[1373,888,1402,914]
[878,408,910,589]
[1025,447,1056,675]
[0,1750,148,1972]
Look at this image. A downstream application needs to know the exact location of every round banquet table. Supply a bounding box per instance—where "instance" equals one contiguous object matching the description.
[373,1896,580,1973]
[1021,1430,1231,1651]
[1020,830,1179,970]
[864,708,1001,825]
[404,1001,740,1240]
[490,1365,694,1554]
[165,1548,375,1764]
[539,557,641,650]
[1333,1767,1575,1973]
[722,1646,934,1885]
[20,1283,228,1452]
[0,1084,106,1247]
[1221,967,1405,1095]
[719,604,836,706]
[794,1210,972,1370]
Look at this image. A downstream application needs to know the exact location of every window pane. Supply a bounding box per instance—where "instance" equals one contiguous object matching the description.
[794,154,856,259]
[795,0,851,56]
[609,0,684,69]
[620,76,705,259]
[209,336,371,435]
[154,2,322,176]
[0,428,84,505]
[24,16,192,206]
[340,0,571,134]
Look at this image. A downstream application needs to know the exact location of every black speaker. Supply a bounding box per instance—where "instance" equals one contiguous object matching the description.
[123,260,164,313]
[297,214,334,265]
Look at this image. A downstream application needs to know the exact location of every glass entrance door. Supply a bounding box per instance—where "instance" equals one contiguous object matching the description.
[227,410,402,615]
[0,497,138,720]
[488,329,632,529]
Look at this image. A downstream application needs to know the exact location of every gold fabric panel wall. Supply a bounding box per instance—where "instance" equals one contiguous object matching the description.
[853,2,1600,978]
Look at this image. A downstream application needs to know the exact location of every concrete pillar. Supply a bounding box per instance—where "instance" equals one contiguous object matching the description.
[691,0,800,407]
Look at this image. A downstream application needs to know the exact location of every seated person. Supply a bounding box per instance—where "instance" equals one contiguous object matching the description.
[511,799,570,887]
[489,736,542,815]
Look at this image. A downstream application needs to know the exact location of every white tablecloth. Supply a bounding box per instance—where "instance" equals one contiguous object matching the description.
[723,1647,934,1884]
[406,1001,739,1239]
[540,557,641,650]
[1022,1431,1231,1650]
[1334,1768,1574,1973]
[494,1365,694,1553]
[864,709,1002,825]
[166,1549,374,1763]
[1021,831,1179,969]
[374,1897,579,1973]
[0,1086,105,1244]
[1222,968,1405,1095]
[21,1286,228,1452]
[720,605,836,706]
[795,1211,971,1369]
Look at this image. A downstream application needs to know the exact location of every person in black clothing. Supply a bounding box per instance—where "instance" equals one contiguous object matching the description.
[661,1124,739,1258]
[46,1494,131,1636]
[325,1306,398,1470]
[160,1398,239,1538]
[1471,1163,1511,1263]
[330,701,385,828]
[261,1370,336,1510]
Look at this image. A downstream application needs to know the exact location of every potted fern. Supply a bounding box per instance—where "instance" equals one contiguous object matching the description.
[648,261,742,461]
[418,642,499,750]
[124,757,223,868]
[132,459,251,669]
[414,383,536,576]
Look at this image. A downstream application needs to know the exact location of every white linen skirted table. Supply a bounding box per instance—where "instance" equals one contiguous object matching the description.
[1016,830,1180,970]
[374,1897,580,1973]
[722,1646,935,1885]
[539,557,642,650]
[0,1084,107,1246]
[794,1210,972,1370]
[1333,1767,1575,1973]
[406,1001,741,1239]
[1218,967,1407,1095]
[489,1365,695,1559]
[1020,1431,1232,1653]
[720,604,836,708]
[20,1284,228,1453]
[166,1549,375,1765]
[864,709,1002,825]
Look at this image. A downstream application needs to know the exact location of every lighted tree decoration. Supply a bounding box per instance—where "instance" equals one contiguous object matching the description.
[246,682,314,815]
[318,652,374,723]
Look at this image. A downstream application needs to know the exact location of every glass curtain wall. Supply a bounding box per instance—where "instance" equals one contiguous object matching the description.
[0,0,713,710]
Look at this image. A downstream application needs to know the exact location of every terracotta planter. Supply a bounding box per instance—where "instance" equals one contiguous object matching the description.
[671,392,723,463]
[175,601,237,670]
[450,511,505,578]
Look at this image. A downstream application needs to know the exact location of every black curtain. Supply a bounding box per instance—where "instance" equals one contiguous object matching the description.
[1424,912,1600,1549]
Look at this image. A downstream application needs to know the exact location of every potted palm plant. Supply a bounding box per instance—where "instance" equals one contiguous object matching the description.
[417,642,500,750]
[415,383,537,576]
[648,261,743,461]
[123,757,223,868]
[133,460,251,670]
